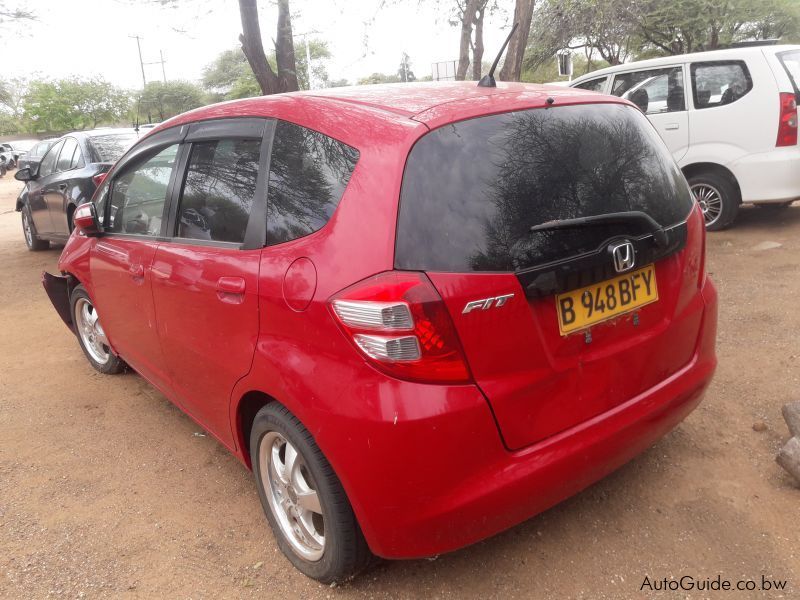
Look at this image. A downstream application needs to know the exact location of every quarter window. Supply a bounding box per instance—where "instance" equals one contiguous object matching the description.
[176,139,261,244]
[574,77,607,92]
[108,145,178,236]
[266,121,359,245]
[38,140,63,177]
[691,61,752,109]
[57,138,79,172]
[611,67,686,114]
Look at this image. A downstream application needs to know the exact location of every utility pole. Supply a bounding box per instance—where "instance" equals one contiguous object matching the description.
[305,36,313,90]
[160,50,166,82]
[129,35,147,88]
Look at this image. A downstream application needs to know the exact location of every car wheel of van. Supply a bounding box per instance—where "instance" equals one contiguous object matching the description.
[21,206,49,251]
[688,173,739,231]
[251,403,372,583]
[70,285,126,374]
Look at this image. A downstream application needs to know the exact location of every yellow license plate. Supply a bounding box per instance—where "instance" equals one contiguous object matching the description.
[556,265,658,335]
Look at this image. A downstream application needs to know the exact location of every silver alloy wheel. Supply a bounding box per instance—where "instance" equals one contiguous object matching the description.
[74,297,110,365]
[260,431,325,561]
[22,211,33,247]
[691,183,723,227]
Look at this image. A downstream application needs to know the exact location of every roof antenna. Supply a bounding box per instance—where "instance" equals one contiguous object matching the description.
[478,22,519,88]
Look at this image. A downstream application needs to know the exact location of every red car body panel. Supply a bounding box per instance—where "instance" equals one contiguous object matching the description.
[51,82,718,560]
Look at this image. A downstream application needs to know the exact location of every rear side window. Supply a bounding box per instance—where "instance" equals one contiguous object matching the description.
[56,138,78,172]
[778,50,800,94]
[611,67,686,114]
[108,145,178,236]
[176,139,261,244]
[266,120,359,245]
[574,77,607,92]
[690,60,752,109]
[395,103,693,273]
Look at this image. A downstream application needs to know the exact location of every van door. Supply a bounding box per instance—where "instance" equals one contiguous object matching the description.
[610,66,690,162]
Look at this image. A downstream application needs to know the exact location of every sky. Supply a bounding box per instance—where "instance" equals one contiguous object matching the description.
[1,0,512,89]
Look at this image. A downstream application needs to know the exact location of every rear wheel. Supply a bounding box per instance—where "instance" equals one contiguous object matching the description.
[70,285,126,374]
[688,172,740,231]
[21,206,49,251]
[251,403,372,583]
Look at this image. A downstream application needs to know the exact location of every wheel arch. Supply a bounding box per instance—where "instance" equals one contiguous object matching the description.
[235,390,278,469]
[682,162,742,204]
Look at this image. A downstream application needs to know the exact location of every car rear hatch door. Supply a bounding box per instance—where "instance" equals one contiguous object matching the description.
[395,102,706,450]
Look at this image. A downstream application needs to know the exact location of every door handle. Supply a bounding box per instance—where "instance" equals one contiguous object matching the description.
[216,277,246,304]
[665,123,680,131]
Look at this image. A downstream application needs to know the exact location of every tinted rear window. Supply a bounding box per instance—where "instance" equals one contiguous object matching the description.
[90,133,138,163]
[395,103,693,273]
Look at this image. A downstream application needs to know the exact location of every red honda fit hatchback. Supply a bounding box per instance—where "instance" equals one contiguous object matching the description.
[44,82,717,582]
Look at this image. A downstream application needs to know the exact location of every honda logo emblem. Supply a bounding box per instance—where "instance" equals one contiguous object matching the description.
[609,240,635,273]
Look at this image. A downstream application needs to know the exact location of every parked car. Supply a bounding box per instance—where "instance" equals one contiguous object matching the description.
[16,138,56,172]
[570,43,800,230]
[0,144,16,169]
[15,129,139,250]
[43,82,718,583]
[0,139,40,167]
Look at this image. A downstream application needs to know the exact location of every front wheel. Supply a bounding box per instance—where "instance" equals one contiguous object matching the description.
[251,403,372,583]
[688,172,740,231]
[70,285,126,374]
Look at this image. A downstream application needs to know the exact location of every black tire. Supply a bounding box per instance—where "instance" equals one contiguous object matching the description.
[21,206,49,251]
[250,403,373,583]
[69,285,126,375]
[688,171,740,231]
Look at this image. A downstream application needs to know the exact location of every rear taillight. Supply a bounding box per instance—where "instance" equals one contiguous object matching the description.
[330,271,472,384]
[777,92,798,147]
[92,172,108,187]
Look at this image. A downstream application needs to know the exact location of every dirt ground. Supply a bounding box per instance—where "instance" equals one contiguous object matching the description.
[0,172,798,600]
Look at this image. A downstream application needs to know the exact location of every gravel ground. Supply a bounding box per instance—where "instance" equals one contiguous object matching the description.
[0,172,798,599]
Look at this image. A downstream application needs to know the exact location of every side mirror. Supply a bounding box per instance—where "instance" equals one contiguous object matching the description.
[72,203,102,237]
[14,167,34,182]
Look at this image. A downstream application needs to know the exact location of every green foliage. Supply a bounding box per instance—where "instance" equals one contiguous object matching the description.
[357,72,401,85]
[22,78,131,133]
[522,54,611,83]
[137,81,205,122]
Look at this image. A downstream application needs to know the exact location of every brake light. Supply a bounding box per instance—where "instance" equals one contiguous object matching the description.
[776,92,797,147]
[92,172,108,187]
[330,271,472,384]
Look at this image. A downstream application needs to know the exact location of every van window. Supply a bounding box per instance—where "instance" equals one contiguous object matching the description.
[690,60,752,109]
[266,120,359,246]
[574,77,607,92]
[611,67,685,114]
[395,104,693,273]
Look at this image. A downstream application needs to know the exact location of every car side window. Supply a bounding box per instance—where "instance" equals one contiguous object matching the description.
[266,120,359,246]
[574,77,607,92]
[38,140,63,177]
[175,138,261,244]
[108,144,178,236]
[70,143,85,170]
[611,67,685,114]
[57,138,79,172]
[691,60,752,109]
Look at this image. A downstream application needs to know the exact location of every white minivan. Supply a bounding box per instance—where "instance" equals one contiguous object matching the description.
[570,44,800,230]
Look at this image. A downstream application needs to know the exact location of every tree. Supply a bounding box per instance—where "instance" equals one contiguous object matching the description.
[455,0,490,80]
[238,0,299,95]
[357,73,401,85]
[397,52,416,82]
[137,81,204,122]
[498,0,535,81]
[22,78,131,133]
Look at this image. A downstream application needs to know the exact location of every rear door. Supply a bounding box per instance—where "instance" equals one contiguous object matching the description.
[149,119,267,446]
[396,103,706,450]
[28,139,63,235]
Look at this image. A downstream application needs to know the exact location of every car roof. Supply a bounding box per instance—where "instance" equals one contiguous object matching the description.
[572,44,800,83]
[149,81,628,138]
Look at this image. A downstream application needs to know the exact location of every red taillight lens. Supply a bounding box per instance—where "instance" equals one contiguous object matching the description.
[92,172,108,187]
[330,271,472,384]
[777,92,798,147]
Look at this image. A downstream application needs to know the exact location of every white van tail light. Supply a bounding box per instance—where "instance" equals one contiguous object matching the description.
[777,92,798,147]
[330,271,471,383]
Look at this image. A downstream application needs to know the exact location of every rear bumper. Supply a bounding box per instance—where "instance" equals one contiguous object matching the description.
[42,271,74,332]
[731,147,800,203]
[347,278,718,559]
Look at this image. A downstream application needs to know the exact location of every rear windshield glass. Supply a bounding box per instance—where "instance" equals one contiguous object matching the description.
[778,50,800,93]
[90,133,138,163]
[395,103,693,273]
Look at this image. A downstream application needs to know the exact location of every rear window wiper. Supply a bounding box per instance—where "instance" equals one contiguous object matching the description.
[529,211,668,247]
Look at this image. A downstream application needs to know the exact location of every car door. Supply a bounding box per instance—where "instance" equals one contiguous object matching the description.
[44,136,87,237]
[88,143,180,394]
[610,65,690,162]
[27,139,63,235]
[149,119,267,446]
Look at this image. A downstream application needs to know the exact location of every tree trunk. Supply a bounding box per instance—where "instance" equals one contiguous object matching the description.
[456,0,481,80]
[472,6,485,81]
[498,0,535,82]
[275,0,299,92]
[238,0,281,95]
